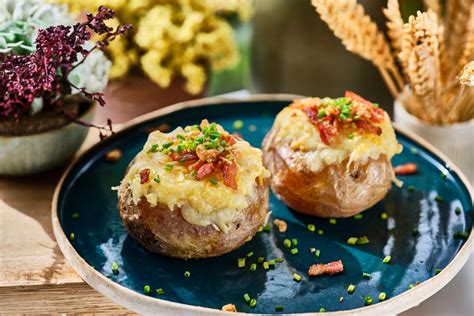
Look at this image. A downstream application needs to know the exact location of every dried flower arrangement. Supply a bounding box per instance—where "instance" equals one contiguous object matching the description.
[0,5,130,136]
[54,0,251,95]
[311,0,473,125]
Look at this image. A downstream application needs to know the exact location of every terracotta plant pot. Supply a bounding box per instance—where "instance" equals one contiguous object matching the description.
[0,98,95,176]
[394,100,474,184]
[94,74,207,124]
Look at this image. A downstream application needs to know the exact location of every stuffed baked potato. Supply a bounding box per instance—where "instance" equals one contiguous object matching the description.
[117,120,270,259]
[262,91,402,218]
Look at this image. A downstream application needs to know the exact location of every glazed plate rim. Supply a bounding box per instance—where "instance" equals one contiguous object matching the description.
[52,94,474,315]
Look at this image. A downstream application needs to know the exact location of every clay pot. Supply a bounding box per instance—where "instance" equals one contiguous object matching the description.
[94,74,207,124]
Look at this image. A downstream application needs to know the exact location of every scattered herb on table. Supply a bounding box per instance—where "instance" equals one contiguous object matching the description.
[143,285,151,294]
[237,258,246,268]
[380,212,388,220]
[339,296,344,303]
[347,237,358,245]
[434,195,444,203]
[318,229,324,235]
[283,239,292,248]
[233,120,244,130]
[454,231,469,240]
[263,262,270,270]
[246,251,254,258]
[243,293,251,303]
[319,307,326,312]
[69,233,75,240]
[156,288,165,295]
[111,261,119,274]
[308,224,316,232]
[329,218,337,224]
[363,272,371,279]
[412,228,420,236]
[347,284,355,294]
[184,271,191,278]
[455,207,461,215]
[354,214,363,220]
[364,296,373,305]
[250,263,257,271]
[378,292,386,301]
[257,256,265,263]
[275,305,284,312]
[290,248,299,255]
[356,236,370,244]
[72,212,80,220]
[291,238,298,246]
[293,273,302,282]
[407,185,415,192]
[435,268,443,275]
[383,256,392,264]
[249,298,257,308]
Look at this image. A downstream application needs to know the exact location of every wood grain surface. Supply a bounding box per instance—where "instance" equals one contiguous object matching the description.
[0,128,132,314]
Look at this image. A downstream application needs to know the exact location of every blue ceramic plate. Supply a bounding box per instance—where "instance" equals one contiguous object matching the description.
[53,95,473,315]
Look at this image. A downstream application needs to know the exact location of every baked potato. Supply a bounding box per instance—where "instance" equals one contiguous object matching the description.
[117,120,270,259]
[262,91,402,218]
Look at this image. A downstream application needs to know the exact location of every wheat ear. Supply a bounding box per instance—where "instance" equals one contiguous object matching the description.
[311,0,404,97]
[399,11,444,123]
[383,0,404,58]
[423,0,442,18]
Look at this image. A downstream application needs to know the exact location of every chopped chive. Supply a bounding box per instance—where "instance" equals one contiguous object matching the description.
[408,283,415,289]
[156,288,165,295]
[383,256,392,264]
[275,257,284,263]
[455,207,461,215]
[378,292,386,301]
[111,261,119,273]
[237,258,246,268]
[347,284,355,294]
[407,185,415,192]
[454,231,469,240]
[153,176,161,183]
[357,236,370,245]
[246,251,254,258]
[440,172,447,180]
[339,296,344,303]
[317,109,327,118]
[354,214,363,220]
[434,195,444,203]
[435,268,443,275]
[263,262,270,270]
[165,164,174,171]
[319,307,326,312]
[364,296,373,306]
[363,272,371,279]
[315,249,321,258]
[283,239,292,248]
[268,259,276,267]
[257,256,265,263]
[209,178,218,185]
[249,298,257,308]
[412,228,419,236]
[257,226,263,232]
[69,232,75,240]
[143,285,151,294]
[233,120,244,130]
[184,271,191,278]
[290,248,299,255]
[190,170,196,178]
[250,263,257,271]
[243,293,251,302]
[348,133,354,140]
[263,224,271,232]
[293,273,302,282]
[410,147,418,154]
[329,218,337,224]
[347,237,358,245]
[317,229,324,235]
[72,212,80,220]
[380,212,388,220]
[291,238,298,246]
[275,305,284,312]
[308,224,316,232]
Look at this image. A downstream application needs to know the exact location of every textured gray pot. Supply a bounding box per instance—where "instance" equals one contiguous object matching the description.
[0,102,95,175]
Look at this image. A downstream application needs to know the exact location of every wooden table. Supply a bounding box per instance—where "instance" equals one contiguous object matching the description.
[0,130,132,314]
[1,125,472,314]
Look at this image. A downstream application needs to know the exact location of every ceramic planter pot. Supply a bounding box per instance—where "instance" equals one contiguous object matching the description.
[394,100,474,184]
[0,100,95,176]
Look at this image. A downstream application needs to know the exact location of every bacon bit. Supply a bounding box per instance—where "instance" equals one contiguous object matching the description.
[345,90,371,106]
[308,260,344,277]
[223,163,238,190]
[105,149,122,162]
[196,144,220,162]
[394,163,418,175]
[273,219,288,233]
[195,162,215,180]
[139,168,151,184]
[354,120,382,135]
[221,304,237,312]
[315,120,338,145]
[371,107,385,123]
[170,151,198,162]
[222,134,236,145]
[189,160,205,171]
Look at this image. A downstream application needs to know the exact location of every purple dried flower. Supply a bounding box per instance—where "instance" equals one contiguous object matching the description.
[0,6,131,122]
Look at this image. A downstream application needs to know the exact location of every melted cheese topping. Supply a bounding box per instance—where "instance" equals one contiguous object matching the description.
[273,106,402,173]
[119,126,270,230]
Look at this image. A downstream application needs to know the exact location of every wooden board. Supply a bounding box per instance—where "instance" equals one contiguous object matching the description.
[0,128,133,313]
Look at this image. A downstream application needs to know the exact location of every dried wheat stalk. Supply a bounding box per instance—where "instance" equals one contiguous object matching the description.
[399,11,444,123]
[459,61,474,88]
[311,0,404,97]
[383,0,404,57]
[423,0,441,18]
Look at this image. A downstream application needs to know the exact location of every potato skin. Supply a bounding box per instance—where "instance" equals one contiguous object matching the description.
[262,128,392,218]
[118,181,269,259]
